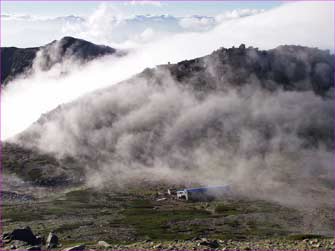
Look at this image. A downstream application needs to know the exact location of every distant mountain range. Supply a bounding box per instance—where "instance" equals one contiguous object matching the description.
[1,36,117,84]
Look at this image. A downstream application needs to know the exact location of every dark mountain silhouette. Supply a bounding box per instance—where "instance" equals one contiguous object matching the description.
[1,46,38,84]
[1,36,117,84]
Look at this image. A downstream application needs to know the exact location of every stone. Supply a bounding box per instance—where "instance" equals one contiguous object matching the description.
[46,232,59,248]
[97,241,111,248]
[2,232,11,240]
[200,240,220,249]
[313,243,322,248]
[153,243,162,249]
[12,240,27,247]
[3,239,12,244]
[63,244,85,251]
[27,246,41,250]
[10,226,38,245]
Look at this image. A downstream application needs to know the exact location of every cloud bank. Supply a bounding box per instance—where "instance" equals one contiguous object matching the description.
[1,4,270,47]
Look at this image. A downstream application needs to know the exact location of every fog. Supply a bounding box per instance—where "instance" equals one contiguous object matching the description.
[2,1,334,140]
[13,41,334,210]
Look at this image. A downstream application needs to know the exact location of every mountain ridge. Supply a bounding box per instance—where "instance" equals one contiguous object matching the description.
[1,36,118,84]
[6,44,333,196]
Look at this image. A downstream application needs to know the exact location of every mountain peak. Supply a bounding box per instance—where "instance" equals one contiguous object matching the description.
[1,37,117,84]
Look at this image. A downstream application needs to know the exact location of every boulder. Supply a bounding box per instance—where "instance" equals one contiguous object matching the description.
[97,241,111,248]
[46,232,59,248]
[10,227,38,245]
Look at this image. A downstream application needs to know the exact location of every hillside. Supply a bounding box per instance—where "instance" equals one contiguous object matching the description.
[11,44,333,180]
[3,44,334,250]
[1,36,117,84]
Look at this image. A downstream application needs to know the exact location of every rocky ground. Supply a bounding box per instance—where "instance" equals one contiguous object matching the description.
[98,238,335,250]
[2,184,333,250]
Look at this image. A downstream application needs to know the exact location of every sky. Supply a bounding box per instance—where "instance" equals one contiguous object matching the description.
[2,1,282,17]
[1,1,283,47]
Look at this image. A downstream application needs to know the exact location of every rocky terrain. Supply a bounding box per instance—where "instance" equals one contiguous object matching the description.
[2,142,83,187]
[1,36,118,84]
[2,186,334,250]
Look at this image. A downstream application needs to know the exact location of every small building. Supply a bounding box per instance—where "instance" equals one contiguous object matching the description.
[176,185,231,201]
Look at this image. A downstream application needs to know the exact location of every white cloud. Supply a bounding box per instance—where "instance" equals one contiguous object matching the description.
[178,16,216,30]
[62,6,266,45]
[125,1,163,7]
[178,9,266,31]
[61,4,165,46]
[2,14,85,47]
[2,4,266,47]
[138,27,156,41]
[215,8,265,23]
[2,1,334,139]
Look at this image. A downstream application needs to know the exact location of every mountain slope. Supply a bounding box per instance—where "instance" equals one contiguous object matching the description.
[1,36,117,84]
[3,142,83,186]
[7,45,334,210]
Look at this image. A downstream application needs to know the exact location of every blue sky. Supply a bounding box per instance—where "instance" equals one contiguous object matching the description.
[2,1,283,17]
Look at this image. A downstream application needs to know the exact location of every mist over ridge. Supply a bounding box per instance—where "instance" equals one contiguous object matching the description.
[2,1,333,140]
[7,44,333,210]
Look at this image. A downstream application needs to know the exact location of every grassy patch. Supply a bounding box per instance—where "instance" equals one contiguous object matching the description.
[122,199,211,240]
[287,234,326,240]
[65,189,92,203]
[54,222,87,233]
[3,206,42,222]
[214,203,240,215]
